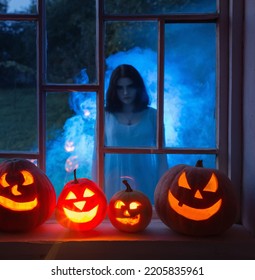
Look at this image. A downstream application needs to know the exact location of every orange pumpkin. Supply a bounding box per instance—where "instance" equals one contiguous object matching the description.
[0,158,56,232]
[56,170,107,231]
[108,180,152,233]
[154,160,238,236]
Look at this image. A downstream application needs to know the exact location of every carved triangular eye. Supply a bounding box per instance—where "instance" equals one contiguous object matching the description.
[21,170,34,186]
[83,188,95,197]
[203,173,218,192]
[66,191,77,200]
[0,173,9,188]
[178,172,191,190]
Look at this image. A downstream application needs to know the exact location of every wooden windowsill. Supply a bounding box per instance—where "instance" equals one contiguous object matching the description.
[0,219,255,260]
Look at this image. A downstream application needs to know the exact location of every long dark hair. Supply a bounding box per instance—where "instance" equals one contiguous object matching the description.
[105,64,150,112]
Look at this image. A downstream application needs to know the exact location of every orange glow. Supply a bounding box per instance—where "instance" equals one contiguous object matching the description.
[63,205,99,223]
[168,191,222,221]
[116,214,141,225]
[0,173,9,187]
[21,170,34,185]
[0,196,38,211]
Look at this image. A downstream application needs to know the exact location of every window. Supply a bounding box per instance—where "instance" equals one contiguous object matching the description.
[0,0,237,206]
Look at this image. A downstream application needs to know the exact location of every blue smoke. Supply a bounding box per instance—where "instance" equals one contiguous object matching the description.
[47,26,216,196]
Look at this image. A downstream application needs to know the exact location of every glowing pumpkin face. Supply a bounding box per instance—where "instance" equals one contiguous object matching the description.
[154,160,238,236]
[168,171,222,221]
[0,159,56,232]
[0,170,38,211]
[56,171,107,231]
[108,180,152,233]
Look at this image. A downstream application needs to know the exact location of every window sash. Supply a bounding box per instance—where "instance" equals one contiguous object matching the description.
[0,0,230,191]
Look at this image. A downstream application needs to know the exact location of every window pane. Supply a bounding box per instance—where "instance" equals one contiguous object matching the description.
[167,154,216,169]
[46,92,96,197]
[0,21,37,151]
[46,0,97,83]
[104,153,168,203]
[0,158,38,165]
[105,0,216,15]
[105,21,157,59]
[164,23,216,148]
[3,0,36,14]
[104,21,158,148]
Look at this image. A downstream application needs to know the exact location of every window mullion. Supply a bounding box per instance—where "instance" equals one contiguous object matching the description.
[37,0,47,171]
[157,19,165,149]
[97,0,105,190]
[217,0,229,174]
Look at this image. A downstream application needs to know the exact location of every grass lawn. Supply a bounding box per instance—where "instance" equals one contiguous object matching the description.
[0,87,73,152]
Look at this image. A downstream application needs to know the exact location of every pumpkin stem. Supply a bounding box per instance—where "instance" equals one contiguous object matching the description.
[195,160,203,168]
[122,180,133,192]
[73,169,79,183]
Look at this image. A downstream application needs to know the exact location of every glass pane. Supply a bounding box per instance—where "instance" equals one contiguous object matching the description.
[3,0,36,13]
[0,21,37,151]
[46,0,97,83]
[0,158,38,165]
[104,153,169,203]
[46,92,96,197]
[105,0,216,15]
[104,22,158,148]
[164,23,216,148]
[167,154,216,169]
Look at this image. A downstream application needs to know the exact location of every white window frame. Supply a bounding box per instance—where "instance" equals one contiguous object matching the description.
[0,0,242,216]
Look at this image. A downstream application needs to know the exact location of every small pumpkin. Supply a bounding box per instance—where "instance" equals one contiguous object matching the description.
[108,180,152,233]
[154,160,238,236]
[56,170,107,231]
[0,158,56,232]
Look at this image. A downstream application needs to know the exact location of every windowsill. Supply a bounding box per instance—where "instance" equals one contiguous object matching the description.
[0,218,255,260]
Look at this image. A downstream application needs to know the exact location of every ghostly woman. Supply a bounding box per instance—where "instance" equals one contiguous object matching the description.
[93,64,168,202]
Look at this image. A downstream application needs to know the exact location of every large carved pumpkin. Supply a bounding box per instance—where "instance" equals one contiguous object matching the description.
[154,160,238,236]
[56,170,107,231]
[0,158,56,232]
[108,180,152,233]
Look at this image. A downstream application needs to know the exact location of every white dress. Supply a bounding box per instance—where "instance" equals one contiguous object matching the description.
[104,107,168,202]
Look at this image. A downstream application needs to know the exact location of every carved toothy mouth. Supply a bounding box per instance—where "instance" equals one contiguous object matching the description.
[168,191,222,221]
[116,214,140,225]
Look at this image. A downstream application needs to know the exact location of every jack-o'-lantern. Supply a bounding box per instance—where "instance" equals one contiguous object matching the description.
[108,180,152,233]
[154,160,238,236]
[0,158,56,232]
[56,170,107,231]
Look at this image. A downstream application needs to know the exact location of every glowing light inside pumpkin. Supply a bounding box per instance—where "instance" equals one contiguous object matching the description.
[116,214,141,225]
[0,173,9,188]
[11,185,22,196]
[114,200,142,225]
[168,191,222,221]
[0,170,38,210]
[168,172,222,221]
[61,187,100,223]
[21,170,35,185]
[129,201,141,209]
[114,200,125,209]
[63,205,99,223]
[0,196,38,211]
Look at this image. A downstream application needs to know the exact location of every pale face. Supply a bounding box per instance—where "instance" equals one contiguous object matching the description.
[116,77,137,106]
